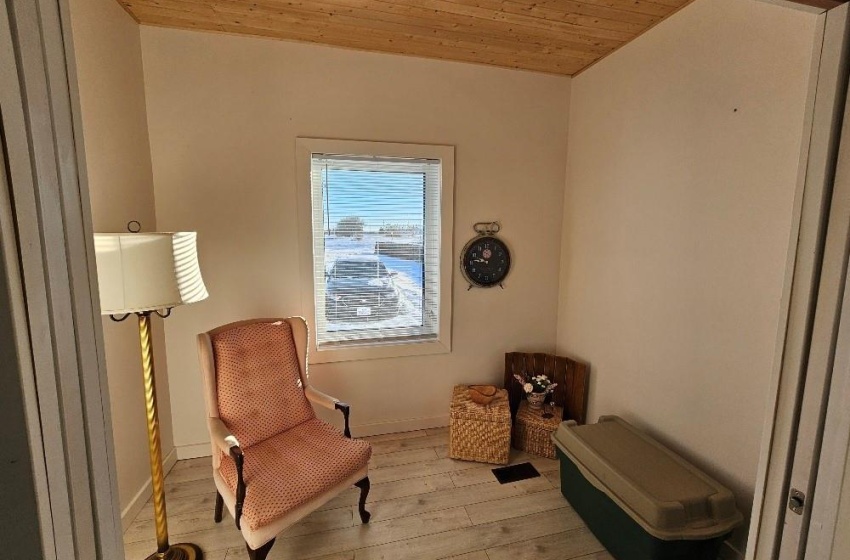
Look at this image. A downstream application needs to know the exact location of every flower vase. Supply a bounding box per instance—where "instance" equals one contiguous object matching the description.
[527,391,546,410]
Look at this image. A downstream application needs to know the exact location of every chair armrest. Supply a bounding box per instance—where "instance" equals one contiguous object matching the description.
[230,446,246,530]
[208,417,241,456]
[305,385,339,410]
[207,417,246,529]
[305,386,352,438]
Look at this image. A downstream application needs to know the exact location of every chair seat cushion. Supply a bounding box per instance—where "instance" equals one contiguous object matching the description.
[219,418,372,530]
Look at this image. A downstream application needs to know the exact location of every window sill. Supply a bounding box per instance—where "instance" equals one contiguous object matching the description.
[310,337,451,364]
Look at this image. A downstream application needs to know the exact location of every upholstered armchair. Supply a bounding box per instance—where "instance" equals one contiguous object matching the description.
[197,317,372,560]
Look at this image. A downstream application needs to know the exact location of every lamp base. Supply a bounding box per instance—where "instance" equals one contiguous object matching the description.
[144,543,203,560]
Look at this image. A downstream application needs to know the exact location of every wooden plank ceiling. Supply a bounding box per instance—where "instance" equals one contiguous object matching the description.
[117,0,696,76]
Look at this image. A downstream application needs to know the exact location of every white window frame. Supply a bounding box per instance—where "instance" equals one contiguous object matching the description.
[295,138,454,363]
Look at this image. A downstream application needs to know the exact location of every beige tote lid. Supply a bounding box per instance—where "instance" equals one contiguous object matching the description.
[552,415,743,540]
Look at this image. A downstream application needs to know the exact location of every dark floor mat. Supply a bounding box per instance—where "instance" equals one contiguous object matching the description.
[491,462,541,484]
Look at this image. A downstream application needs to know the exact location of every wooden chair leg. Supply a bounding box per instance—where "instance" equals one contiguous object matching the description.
[214,491,224,523]
[246,538,275,560]
[355,476,371,523]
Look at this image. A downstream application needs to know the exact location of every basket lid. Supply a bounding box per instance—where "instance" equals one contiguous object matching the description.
[450,385,510,422]
[552,416,743,540]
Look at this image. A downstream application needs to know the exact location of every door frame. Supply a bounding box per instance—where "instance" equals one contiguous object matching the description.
[747,2,850,559]
[3,0,849,559]
[0,0,122,558]
[804,221,850,558]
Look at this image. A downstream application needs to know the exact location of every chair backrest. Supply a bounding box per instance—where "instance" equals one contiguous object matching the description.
[504,352,590,424]
[197,318,315,449]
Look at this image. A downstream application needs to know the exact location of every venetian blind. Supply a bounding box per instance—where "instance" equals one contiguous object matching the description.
[309,153,443,349]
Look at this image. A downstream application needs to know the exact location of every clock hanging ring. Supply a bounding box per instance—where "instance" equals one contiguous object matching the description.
[460,222,512,290]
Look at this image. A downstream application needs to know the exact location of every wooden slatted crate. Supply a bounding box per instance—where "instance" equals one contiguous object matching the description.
[503,352,590,425]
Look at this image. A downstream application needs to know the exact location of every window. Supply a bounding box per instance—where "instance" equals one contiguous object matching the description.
[296,139,453,362]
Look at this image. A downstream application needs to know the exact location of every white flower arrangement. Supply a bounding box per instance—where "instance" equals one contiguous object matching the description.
[513,372,557,395]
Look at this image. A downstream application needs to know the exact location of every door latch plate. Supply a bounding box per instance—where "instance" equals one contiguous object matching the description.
[789,488,806,515]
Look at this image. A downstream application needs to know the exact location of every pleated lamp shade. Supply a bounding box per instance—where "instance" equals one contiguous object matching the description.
[94,232,208,315]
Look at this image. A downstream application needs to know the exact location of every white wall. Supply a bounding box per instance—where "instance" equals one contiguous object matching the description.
[556,0,816,551]
[69,0,175,520]
[140,28,571,454]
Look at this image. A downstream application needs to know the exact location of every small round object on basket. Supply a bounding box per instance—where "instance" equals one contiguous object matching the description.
[468,384,498,405]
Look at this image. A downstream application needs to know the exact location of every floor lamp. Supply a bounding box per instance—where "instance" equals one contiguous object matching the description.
[94,231,208,560]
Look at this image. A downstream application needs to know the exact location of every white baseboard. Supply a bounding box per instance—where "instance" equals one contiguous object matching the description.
[174,415,450,462]
[176,442,213,460]
[351,414,450,437]
[121,447,178,532]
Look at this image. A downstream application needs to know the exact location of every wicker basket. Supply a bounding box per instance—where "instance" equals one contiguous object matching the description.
[512,400,563,459]
[448,385,511,465]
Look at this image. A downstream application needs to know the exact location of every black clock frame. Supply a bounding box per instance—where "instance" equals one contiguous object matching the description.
[460,234,512,289]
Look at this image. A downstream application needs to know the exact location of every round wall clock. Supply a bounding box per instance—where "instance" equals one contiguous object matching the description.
[460,222,511,289]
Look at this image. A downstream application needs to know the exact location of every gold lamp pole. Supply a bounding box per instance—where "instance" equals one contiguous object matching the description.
[95,229,208,560]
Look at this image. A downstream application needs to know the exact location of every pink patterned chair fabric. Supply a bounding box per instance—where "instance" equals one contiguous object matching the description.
[211,321,316,447]
[218,418,371,530]
[198,317,372,559]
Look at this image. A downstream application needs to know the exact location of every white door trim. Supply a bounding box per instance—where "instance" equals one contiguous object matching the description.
[804,224,850,558]
[747,4,850,559]
[0,0,123,558]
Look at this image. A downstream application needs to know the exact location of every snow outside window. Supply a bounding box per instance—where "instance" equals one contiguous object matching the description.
[297,140,453,361]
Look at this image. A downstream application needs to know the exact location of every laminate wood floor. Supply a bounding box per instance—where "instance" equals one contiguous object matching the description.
[123,428,613,560]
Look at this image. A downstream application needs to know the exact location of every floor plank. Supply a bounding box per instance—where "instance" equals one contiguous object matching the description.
[484,526,605,560]
[464,488,572,525]
[425,426,449,437]
[362,430,428,443]
[370,456,482,484]
[369,433,449,455]
[275,507,472,559]
[317,473,456,512]
[170,456,212,472]
[441,552,490,560]
[132,491,219,522]
[365,476,553,523]
[369,447,438,469]
[450,457,558,488]
[125,430,608,560]
[164,462,214,485]
[352,508,583,560]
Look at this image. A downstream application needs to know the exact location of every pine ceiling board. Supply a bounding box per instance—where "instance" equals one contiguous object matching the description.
[561,0,688,17]
[136,12,589,74]
[505,0,662,26]
[144,0,627,50]
[440,0,650,34]
[126,3,591,73]
[118,0,690,75]
[137,0,601,64]
[789,0,844,7]
[208,0,603,60]
[324,0,617,54]
[204,0,617,57]
[300,0,626,51]
[408,0,638,42]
